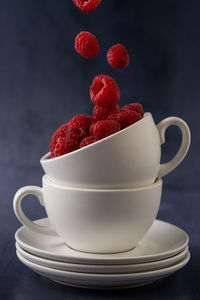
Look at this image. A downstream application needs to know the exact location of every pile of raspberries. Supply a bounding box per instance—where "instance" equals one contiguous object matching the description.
[50,74,144,158]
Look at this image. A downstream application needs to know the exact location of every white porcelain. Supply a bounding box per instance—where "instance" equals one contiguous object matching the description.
[16,250,190,289]
[13,176,162,254]
[16,242,188,274]
[40,113,191,188]
[15,218,189,264]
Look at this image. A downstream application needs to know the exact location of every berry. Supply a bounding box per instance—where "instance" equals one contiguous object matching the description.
[65,126,88,142]
[93,104,119,122]
[107,111,119,122]
[69,114,93,131]
[92,120,121,139]
[65,138,80,154]
[80,136,99,148]
[53,137,67,158]
[72,0,101,13]
[122,103,144,116]
[50,123,69,153]
[89,123,95,135]
[118,110,142,129]
[75,31,99,58]
[53,137,79,158]
[90,75,120,106]
[107,44,129,69]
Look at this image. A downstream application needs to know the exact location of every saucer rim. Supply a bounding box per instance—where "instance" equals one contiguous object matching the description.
[15,218,189,265]
[16,249,190,281]
[16,242,189,274]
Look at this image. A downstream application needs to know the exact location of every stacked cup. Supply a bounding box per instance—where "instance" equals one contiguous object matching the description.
[14,113,190,254]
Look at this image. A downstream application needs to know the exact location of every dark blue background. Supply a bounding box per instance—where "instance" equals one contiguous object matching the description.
[0,0,199,299]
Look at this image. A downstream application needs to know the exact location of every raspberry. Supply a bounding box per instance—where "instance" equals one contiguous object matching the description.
[75,31,99,58]
[80,136,99,148]
[92,120,121,139]
[69,114,93,131]
[122,103,144,116]
[53,137,80,158]
[107,44,130,69]
[107,111,119,122]
[93,104,119,122]
[89,123,95,135]
[50,123,69,153]
[65,126,88,142]
[90,75,120,107]
[65,138,80,154]
[118,110,142,129]
[72,0,101,13]
[53,137,67,158]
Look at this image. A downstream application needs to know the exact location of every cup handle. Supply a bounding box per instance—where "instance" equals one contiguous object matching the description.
[13,186,55,235]
[157,117,191,178]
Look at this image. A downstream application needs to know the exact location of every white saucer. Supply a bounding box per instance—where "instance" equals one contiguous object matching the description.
[16,250,190,289]
[15,218,189,264]
[16,242,188,274]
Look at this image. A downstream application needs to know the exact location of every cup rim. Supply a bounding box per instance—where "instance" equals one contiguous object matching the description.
[43,175,162,192]
[41,112,152,164]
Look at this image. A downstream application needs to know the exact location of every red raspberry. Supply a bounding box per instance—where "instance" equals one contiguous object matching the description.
[53,137,67,158]
[50,123,69,153]
[69,114,93,131]
[65,126,88,142]
[93,104,119,122]
[92,120,121,139]
[53,137,79,158]
[80,136,99,148]
[118,110,142,129]
[72,0,101,13]
[65,138,80,154]
[89,123,95,135]
[107,44,129,69]
[75,31,99,58]
[107,111,120,122]
[122,103,144,116]
[90,75,120,106]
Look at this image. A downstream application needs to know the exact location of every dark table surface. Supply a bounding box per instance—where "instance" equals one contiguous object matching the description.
[0,0,200,299]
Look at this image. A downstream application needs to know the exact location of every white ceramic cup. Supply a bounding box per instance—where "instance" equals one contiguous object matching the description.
[13,176,162,254]
[41,113,190,189]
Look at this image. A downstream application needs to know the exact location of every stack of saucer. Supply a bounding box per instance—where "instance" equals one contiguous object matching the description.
[13,113,191,289]
[15,218,190,289]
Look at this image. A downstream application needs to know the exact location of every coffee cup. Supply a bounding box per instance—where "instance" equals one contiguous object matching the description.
[41,113,190,189]
[13,176,162,254]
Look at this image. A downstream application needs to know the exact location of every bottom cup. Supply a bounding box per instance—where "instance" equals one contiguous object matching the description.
[13,176,162,254]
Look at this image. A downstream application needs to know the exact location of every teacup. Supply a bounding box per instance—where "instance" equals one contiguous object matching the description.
[41,113,190,189]
[13,176,162,254]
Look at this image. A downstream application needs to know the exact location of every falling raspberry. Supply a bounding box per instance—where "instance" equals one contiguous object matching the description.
[80,136,99,148]
[75,31,99,58]
[92,120,121,139]
[72,0,101,13]
[90,74,120,107]
[107,44,130,69]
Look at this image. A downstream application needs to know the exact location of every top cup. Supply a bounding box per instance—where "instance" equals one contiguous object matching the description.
[41,113,191,188]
